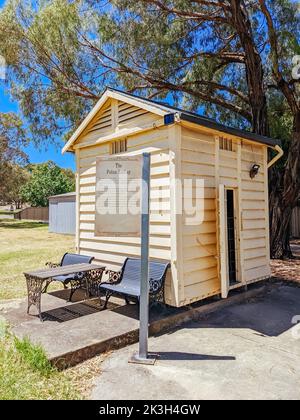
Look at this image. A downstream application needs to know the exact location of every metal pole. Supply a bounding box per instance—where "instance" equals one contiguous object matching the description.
[139,153,150,359]
[129,153,156,365]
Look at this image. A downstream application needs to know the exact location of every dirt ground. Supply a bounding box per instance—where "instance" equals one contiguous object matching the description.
[270,239,300,284]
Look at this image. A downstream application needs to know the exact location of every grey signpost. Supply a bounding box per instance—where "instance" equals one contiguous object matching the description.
[129,153,156,365]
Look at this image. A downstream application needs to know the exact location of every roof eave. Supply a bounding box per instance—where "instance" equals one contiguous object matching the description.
[179,112,281,148]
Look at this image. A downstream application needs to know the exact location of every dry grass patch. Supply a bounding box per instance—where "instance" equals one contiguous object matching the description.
[67,352,108,398]
[0,219,74,300]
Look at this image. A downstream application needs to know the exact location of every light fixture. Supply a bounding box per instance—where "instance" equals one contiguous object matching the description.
[250,164,260,179]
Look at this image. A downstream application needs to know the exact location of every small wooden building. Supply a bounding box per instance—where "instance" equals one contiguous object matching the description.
[62,88,282,307]
[49,192,76,235]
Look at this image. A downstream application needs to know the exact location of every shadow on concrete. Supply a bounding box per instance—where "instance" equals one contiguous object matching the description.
[49,289,82,302]
[43,292,120,322]
[110,302,139,320]
[111,300,189,323]
[157,351,235,361]
[42,300,102,322]
[183,285,300,337]
[46,283,300,337]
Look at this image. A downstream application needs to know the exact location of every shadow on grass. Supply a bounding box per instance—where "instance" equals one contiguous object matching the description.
[0,219,47,229]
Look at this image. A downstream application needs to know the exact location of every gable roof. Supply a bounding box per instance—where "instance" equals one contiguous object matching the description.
[62,87,281,153]
[48,192,76,199]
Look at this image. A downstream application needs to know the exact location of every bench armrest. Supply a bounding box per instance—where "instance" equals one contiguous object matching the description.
[149,277,164,295]
[105,269,122,284]
[45,261,60,268]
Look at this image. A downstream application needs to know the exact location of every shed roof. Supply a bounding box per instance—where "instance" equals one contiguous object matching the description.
[62,87,281,153]
[48,192,76,199]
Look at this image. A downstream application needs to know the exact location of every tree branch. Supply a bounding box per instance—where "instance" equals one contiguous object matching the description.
[141,0,229,23]
[259,0,299,114]
[182,80,249,103]
[79,32,251,120]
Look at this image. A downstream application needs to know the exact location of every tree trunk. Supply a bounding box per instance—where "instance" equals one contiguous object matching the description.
[230,0,270,136]
[15,200,22,210]
[269,179,293,259]
[269,112,300,258]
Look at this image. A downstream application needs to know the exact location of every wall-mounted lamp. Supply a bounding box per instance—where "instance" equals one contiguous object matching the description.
[250,164,260,179]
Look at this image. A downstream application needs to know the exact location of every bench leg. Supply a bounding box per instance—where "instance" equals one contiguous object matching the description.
[68,287,77,302]
[100,291,112,309]
[41,279,52,294]
[104,291,111,309]
[68,278,83,302]
[25,274,45,322]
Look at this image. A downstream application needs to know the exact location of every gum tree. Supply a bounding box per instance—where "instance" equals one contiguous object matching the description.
[0,0,299,257]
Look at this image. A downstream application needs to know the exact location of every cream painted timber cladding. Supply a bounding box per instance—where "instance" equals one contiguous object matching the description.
[68,91,272,308]
[167,124,184,307]
[75,148,80,252]
[181,127,219,305]
[179,126,270,306]
[241,141,270,282]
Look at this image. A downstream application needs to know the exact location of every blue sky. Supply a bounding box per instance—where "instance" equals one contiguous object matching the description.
[0,0,75,170]
[0,84,75,170]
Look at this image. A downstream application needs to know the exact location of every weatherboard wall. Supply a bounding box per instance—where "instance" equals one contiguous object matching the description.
[179,127,219,305]
[75,99,177,303]
[178,124,270,306]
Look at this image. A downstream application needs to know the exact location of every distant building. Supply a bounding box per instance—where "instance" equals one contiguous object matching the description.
[49,192,76,235]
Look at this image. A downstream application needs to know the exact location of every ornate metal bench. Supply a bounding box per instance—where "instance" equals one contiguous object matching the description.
[98,257,170,309]
[45,253,103,301]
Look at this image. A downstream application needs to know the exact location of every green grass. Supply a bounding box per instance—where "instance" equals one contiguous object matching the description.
[14,336,54,377]
[0,220,90,400]
[0,324,81,400]
[0,219,75,300]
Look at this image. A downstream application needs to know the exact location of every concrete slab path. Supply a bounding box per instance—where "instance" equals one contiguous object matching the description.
[1,282,268,368]
[91,284,300,400]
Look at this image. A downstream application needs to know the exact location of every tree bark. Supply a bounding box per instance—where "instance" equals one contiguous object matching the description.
[269,112,300,258]
[230,0,269,136]
[269,173,293,259]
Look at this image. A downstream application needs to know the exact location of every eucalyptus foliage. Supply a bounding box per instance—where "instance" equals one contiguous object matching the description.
[20,161,75,207]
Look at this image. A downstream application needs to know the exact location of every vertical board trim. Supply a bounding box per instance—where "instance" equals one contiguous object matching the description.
[75,149,80,252]
[219,184,229,298]
[111,98,118,131]
[169,124,184,306]
[237,139,245,284]
[215,136,221,291]
[264,146,271,265]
